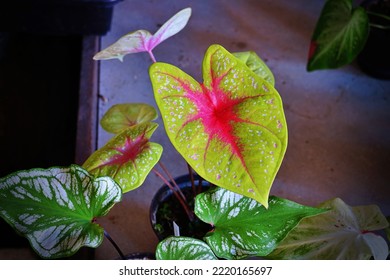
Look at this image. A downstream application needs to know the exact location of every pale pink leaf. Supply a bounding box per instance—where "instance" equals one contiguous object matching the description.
[93,8,191,62]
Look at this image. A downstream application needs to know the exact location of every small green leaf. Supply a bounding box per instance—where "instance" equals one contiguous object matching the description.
[194,187,326,259]
[83,122,162,193]
[269,198,389,259]
[100,103,158,134]
[307,0,369,70]
[233,51,275,86]
[156,236,218,260]
[386,217,390,243]
[0,165,122,259]
[150,44,287,207]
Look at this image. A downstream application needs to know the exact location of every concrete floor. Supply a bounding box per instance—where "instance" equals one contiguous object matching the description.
[94,0,390,259]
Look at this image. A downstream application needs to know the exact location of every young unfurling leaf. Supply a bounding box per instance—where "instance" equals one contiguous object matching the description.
[93,7,192,62]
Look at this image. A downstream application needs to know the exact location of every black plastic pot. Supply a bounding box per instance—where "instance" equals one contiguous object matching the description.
[357,0,390,79]
[149,174,214,241]
[0,0,123,35]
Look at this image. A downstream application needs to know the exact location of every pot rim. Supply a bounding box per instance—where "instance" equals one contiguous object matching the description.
[149,174,210,240]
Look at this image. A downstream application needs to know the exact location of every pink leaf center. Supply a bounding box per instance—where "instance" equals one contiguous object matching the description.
[93,132,150,172]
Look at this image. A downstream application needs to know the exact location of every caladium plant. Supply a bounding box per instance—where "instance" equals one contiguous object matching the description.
[93,7,192,62]
[156,236,218,260]
[307,0,370,71]
[0,165,122,258]
[0,6,388,261]
[268,198,389,260]
[307,0,390,71]
[100,103,158,134]
[155,187,326,260]
[82,122,163,193]
[150,44,287,207]
[95,7,287,206]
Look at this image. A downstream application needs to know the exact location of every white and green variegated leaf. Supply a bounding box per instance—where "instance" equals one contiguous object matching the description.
[233,51,275,86]
[269,198,389,260]
[194,187,326,259]
[0,165,122,259]
[156,236,217,260]
[100,103,158,134]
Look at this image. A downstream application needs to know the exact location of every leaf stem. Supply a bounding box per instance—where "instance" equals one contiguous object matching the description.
[366,10,390,30]
[153,167,195,222]
[367,11,390,22]
[158,162,187,203]
[187,163,196,197]
[104,230,126,260]
[148,50,157,63]
[369,23,390,30]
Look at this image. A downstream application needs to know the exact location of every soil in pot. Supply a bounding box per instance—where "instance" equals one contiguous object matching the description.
[150,174,214,241]
[122,252,156,260]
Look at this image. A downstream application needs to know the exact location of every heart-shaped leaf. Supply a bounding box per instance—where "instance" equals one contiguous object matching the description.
[307,0,369,71]
[150,44,287,207]
[93,7,192,62]
[233,51,275,86]
[194,187,326,259]
[100,103,158,134]
[156,236,217,260]
[83,122,162,193]
[268,198,389,259]
[0,165,122,259]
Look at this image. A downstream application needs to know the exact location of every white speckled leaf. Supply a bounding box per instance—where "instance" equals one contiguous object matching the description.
[83,122,162,193]
[156,236,217,260]
[233,51,275,86]
[0,165,122,259]
[269,198,389,259]
[100,103,158,134]
[195,187,326,259]
[93,8,191,61]
[150,44,287,207]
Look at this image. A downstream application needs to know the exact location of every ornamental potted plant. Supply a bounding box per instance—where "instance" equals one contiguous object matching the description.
[307,0,390,79]
[0,7,388,260]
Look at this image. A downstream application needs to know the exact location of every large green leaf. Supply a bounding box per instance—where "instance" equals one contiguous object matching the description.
[0,165,122,259]
[100,103,158,134]
[156,236,218,260]
[150,44,287,207]
[233,51,275,86]
[307,0,369,71]
[83,122,162,193]
[268,198,389,259]
[194,187,326,259]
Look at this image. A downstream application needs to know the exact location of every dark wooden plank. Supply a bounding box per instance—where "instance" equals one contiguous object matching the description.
[75,35,99,165]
